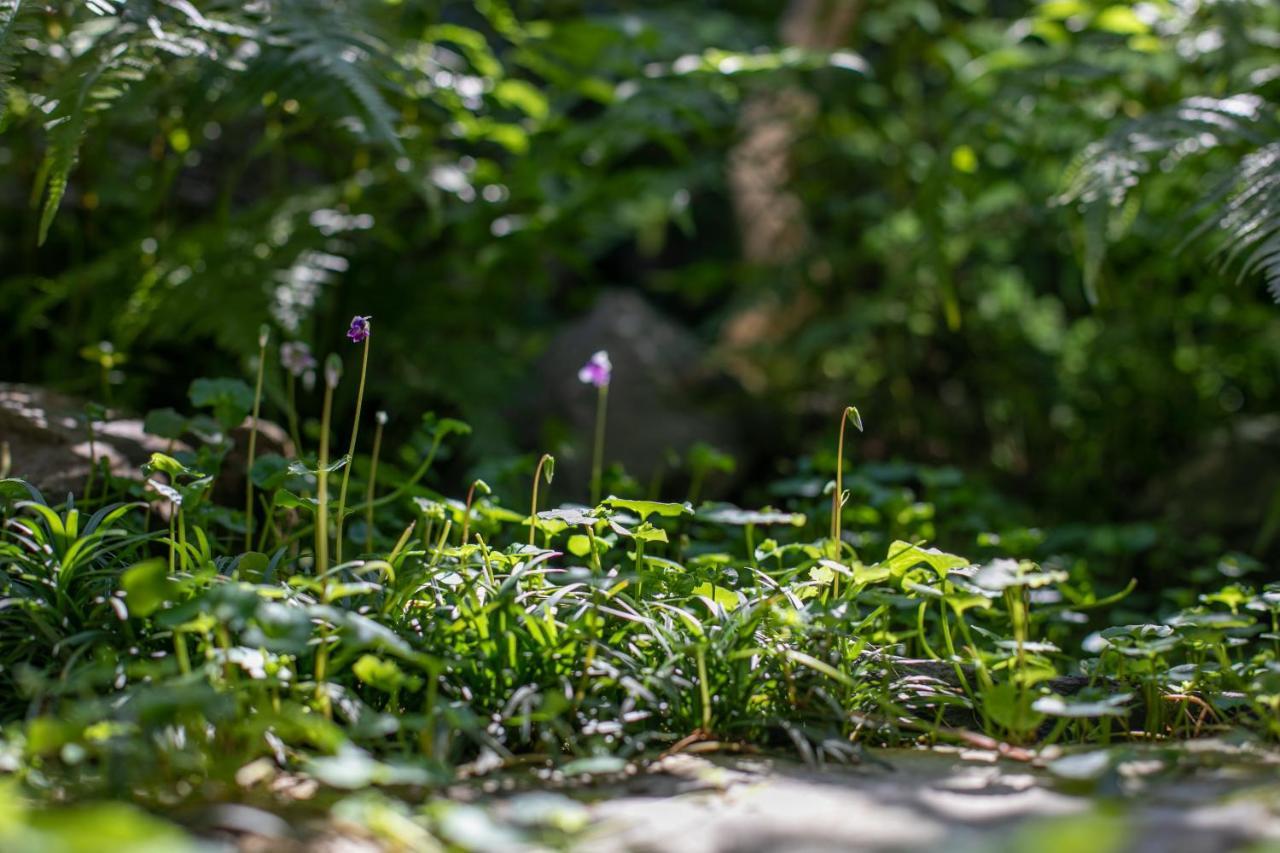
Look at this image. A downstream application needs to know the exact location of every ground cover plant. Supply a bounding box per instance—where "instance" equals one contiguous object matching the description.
[3,0,1280,849]
[1,319,1278,848]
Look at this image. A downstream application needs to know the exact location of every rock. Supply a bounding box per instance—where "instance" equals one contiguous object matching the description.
[1141,415,1280,555]
[525,290,753,501]
[213,417,296,506]
[0,383,190,499]
[0,383,292,505]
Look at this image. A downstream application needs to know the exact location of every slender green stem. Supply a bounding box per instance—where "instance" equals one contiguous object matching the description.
[335,336,370,564]
[174,630,190,675]
[461,479,488,548]
[939,600,973,696]
[830,406,862,546]
[917,601,942,660]
[315,630,331,719]
[316,379,335,576]
[363,412,386,554]
[529,453,554,547]
[829,406,862,598]
[696,644,712,732]
[245,331,268,551]
[590,385,608,506]
[350,434,444,513]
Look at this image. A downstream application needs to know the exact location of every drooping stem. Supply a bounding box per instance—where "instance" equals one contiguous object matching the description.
[316,369,337,576]
[461,478,488,547]
[245,327,268,551]
[529,453,554,547]
[829,405,864,548]
[590,385,608,506]
[335,334,370,564]
[363,411,386,554]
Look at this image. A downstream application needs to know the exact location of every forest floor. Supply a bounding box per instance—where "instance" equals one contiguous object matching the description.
[558,744,1280,853]
[237,739,1280,852]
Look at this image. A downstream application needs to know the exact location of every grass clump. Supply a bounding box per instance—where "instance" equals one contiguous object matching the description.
[0,320,1277,841]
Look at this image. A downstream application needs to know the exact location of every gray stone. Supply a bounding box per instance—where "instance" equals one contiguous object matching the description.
[0,383,187,498]
[526,291,752,501]
[0,383,292,504]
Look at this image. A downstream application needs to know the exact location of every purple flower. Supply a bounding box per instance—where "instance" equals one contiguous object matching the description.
[346,315,372,343]
[280,341,316,377]
[577,350,612,388]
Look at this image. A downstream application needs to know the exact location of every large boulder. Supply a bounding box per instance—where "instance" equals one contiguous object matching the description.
[524,290,753,500]
[0,383,180,499]
[0,383,292,504]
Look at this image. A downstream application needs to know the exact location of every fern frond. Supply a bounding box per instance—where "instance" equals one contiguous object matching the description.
[261,0,406,154]
[1203,143,1280,300]
[1060,93,1280,302]
[0,0,38,131]
[37,38,159,245]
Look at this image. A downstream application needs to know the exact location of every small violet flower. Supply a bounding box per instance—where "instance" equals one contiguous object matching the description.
[280,341,317,377]
[346,315,372,343]
[577,350,612,389]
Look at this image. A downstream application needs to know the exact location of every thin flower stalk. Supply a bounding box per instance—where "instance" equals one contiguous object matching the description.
[578,350,611,506]
[316,355,342,576]
[335,315,371,564]
[363,410,387,554]
[245,325,269,551]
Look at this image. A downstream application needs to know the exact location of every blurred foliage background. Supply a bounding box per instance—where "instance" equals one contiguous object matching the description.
[2,0,1279,569]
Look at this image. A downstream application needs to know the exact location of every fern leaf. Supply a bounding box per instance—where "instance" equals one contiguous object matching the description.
[264,1,406,155]
[36,39,157,244]
[1061,94,1280,303]
[0,0,36,131]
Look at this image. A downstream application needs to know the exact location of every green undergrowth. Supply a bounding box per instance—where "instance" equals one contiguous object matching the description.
[1,341,1278,847]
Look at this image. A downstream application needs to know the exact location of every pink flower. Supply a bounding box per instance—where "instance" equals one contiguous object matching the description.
[346,315,372,343]
[577,350,612,388]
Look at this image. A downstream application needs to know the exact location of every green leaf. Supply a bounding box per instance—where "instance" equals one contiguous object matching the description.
[143,453,191,478]
[1093,5,1147,35]
[880,541,970,578]
[698,505,805,527]
[23,802,198,852]
[630,522,668,544]
[142,408,188,440]
[691,581,740,611]
[982,682,1044,736]
[189,377,255,430]
[423,414,472,440]
[353,654,420,693]
[603,496,693,521]
[274,490,318,511]
[687,442,736,474]
[121,558,177,618]
[538,507,597,527]
[1032,692,1132,718]
[567,534,593,558]
[250,453,291,489]
[974,559,1067,591]
[494,79,549,121]
[236,552,270,581]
